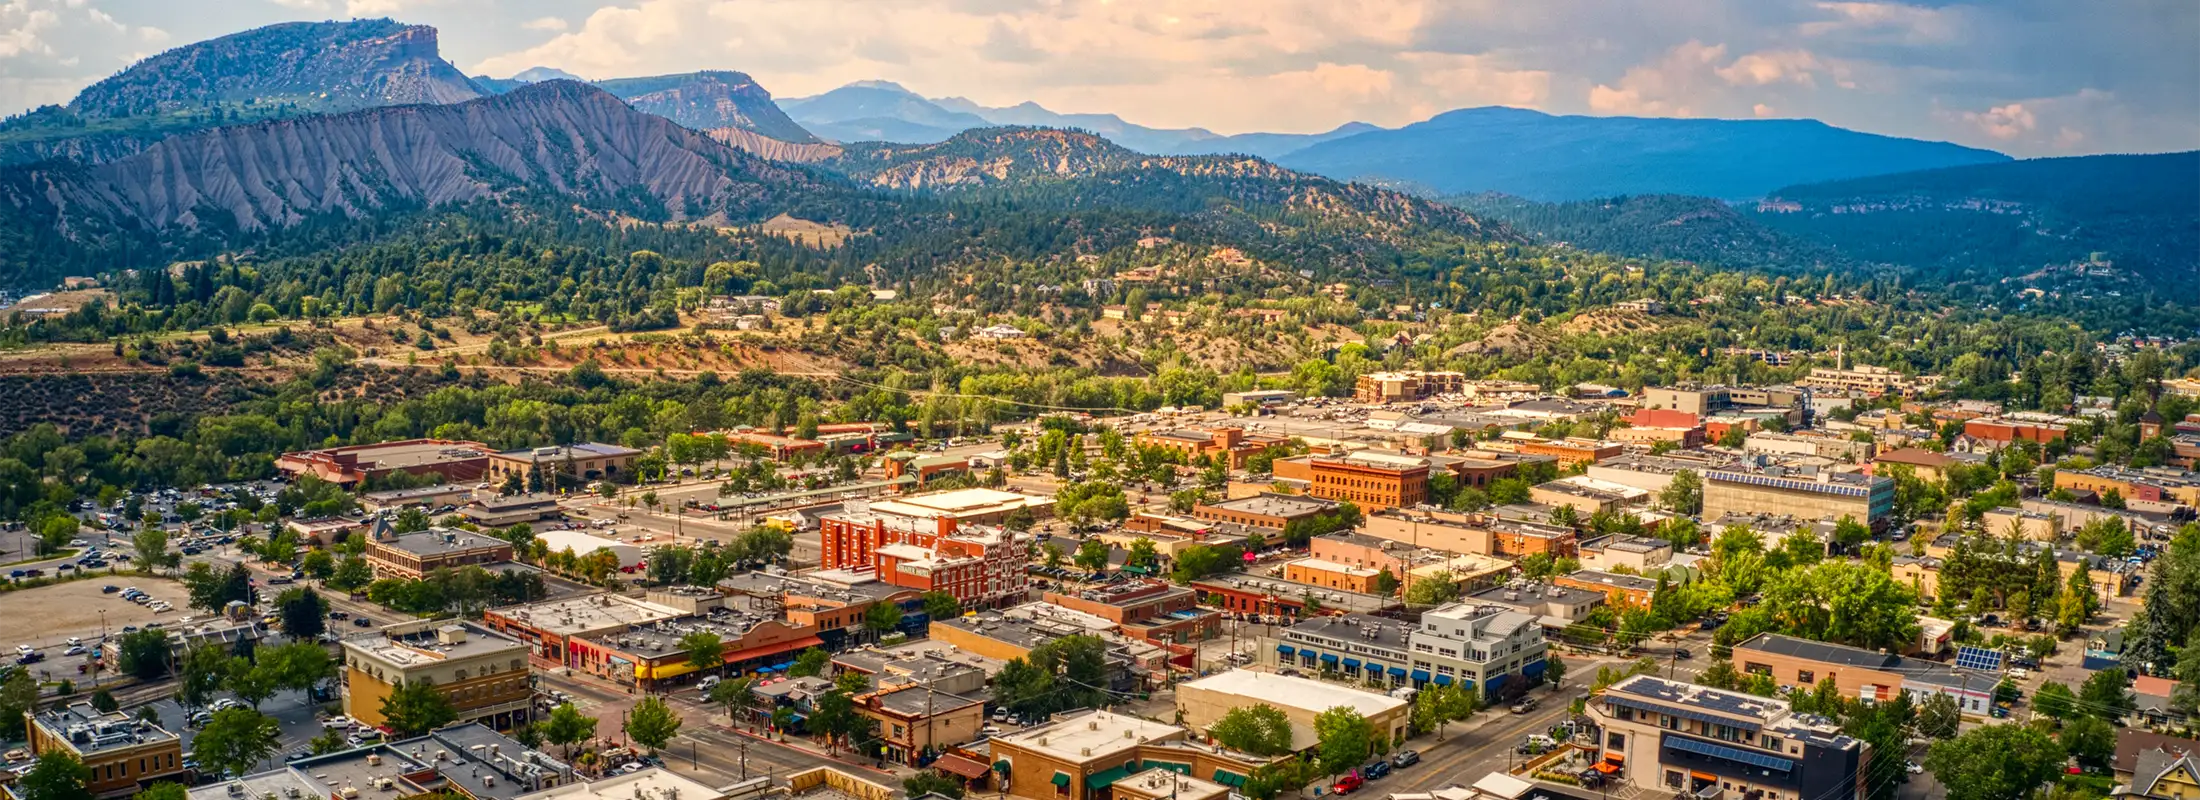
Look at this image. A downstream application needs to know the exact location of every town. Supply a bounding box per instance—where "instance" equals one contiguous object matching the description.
[2,359,2196,800]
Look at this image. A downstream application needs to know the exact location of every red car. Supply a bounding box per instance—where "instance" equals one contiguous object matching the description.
[1332,775,1365,795]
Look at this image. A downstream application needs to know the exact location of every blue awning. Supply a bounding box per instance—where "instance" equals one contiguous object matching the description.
[1320,653,1340,663]
[1523,659,1548,681]
[1342,658,1361,668]
[1363,662,1383,674]
[1666,737,1796,772]
[1433,674,1454,686]
[1411,670,1431,682]
[1277,645,1295,655]
[1388,666,1408,677]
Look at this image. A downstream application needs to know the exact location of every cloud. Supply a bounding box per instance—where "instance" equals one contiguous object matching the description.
[521,17,568,33]
[1588,40,1727,116]
[1716,49,1825,87]
[1800,2,1959,44]
[1961,102,2035,140]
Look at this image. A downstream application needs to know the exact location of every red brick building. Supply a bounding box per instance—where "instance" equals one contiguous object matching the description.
[1044,580,1219,646]
[819,500,1028,610]
[1964,417,2068,446]
[276,439,492,487]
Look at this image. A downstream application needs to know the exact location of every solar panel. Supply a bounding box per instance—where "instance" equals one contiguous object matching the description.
[1953,646,2004,672]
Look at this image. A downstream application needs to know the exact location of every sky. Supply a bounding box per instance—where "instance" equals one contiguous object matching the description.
[3,0,2195,157]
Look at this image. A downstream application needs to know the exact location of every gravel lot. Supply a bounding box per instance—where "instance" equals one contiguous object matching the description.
[5,575,186,650]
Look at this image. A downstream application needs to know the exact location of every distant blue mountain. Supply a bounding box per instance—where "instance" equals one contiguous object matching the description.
[1274,106,2010,201]
[778,81,991,143]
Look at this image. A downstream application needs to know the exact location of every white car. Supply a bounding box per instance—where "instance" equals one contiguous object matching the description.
[63,646,87,657]
[65,637,81,647]
[2009,668,2030,679]
[1905,762,1923,775]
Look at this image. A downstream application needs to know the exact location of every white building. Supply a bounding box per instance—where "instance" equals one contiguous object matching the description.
[534,529,645,569]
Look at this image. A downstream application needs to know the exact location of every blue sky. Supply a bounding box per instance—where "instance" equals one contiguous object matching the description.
[4,0,2195,157]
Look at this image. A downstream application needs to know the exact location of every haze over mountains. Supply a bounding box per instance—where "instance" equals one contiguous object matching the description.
[0,18,2189,292]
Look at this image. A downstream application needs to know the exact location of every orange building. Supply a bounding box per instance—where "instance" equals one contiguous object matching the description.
[1305,451,1431,510]
[1134,426,1288,469]
[1964,418,2068,446]
[1554,569,1661,608]
[25,703,185,798]
[1516,438,1624,467]
[1284,558,1386,594]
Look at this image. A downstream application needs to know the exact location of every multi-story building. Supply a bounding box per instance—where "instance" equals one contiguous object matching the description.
[276,439,492,487]
[1355,371,1467,404]
[1589,674,1869,800]
[1514,438,1625,468]
[1963,418,2069,449]
[1283,558,1387,594]
[25,702,185,797]
[1868,448,1957,482]
[1358,508,1493,555]
[1302,451,1431,510]
[1177,671,1409,751]
[855,684,986,766]
[718,570,922,651]
[1801,364,1913,396]
[1192,492,1340,530]
[819,492,1036,609]
[188,725,570,800]
[1404,602,1547,700]
[1588,452,1742,494]
[340,619,534,731]
[1556,569,1663,608]
[484,442,643,488]
[1702,465,1896,530]
[480,592,693,664]
[1578,535,1673,573]
[1744,431,1876,462]
[2056,466,2200,508]
[1530,477,1650,516]
[1133,427,1289,470]
[1981,507,2062,541]
[1275,613,1416,688]
[1311,531,1422,577]
[1734,633,1995,715]
[1485,518,1580,558]
[1044,580,1220,647]
[1464,582,1607,630]
[362,526,515,580]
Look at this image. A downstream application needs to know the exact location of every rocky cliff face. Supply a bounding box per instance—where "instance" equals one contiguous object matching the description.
[4,81,832,233]
[707,127,842,163]
[598,71,819,144]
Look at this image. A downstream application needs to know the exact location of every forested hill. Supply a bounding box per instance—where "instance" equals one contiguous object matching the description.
[0,19,486,166]
[823,127,1511,245]
[1273,106,2009,201]
[1753,151,2200,286]
[1449,193,1836,270]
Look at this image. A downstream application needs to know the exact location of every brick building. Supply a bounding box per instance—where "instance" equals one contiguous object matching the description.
[1043,580,1220,646]
[1301,451,1430,510]
[25,703,185,797]
[276,438,492,487]
[1133,427,1288,470]
[1283,558,1387,594]
[1191,492,1340,530]
[485,442,643,488]
[340,620,534,732]
[819,493,1033,609]
[362,526,515,580]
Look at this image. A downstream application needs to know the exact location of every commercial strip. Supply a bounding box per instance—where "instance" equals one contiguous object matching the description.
[340,619,535,732]
[1176,670,1408,751]
[1588,674,1869,800]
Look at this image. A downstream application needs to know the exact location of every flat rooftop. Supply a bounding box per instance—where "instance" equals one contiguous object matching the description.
[870,487,1052,517]
[493,442,642,462]
[378,527,513,557]
[1183,669,1406,719]
[581,614,788,659]
[1284,613,1414,651]
[343,620,526,667]
[1289,557,1380,577]
[997,710,1182,763]
[488,593,686,636]
[516,768,718,800]
[288,439,491,469]
[1202,493,1338,518]
[31,702,177,755]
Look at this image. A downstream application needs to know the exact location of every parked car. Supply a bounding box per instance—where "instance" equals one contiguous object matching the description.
[1391,750,1420,768]
[1331,775,1364,795]
[101,585,120,594]
[1362,761,1392,780]
[353,617,374,627]
[1510,698,1538,714]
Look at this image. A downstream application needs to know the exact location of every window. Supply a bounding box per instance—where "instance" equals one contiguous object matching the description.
[1607,733,1626,750]
[1797,670,1815,684]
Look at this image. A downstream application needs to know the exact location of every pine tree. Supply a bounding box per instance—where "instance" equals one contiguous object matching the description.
[2122,582,2176,675]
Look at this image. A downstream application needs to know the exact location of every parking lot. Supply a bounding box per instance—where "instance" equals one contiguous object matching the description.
[8,576,187,650]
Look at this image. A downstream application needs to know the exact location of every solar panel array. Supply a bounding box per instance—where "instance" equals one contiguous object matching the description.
[1953,645,2004,673]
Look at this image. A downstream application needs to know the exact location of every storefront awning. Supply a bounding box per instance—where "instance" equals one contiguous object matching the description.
[1051,772,1071,788]
[1276,645,1295,655]
[934,754,991,779]
[1320,653,1340,663]
[1363,662,1384,674]
[1593,762,1619,774]
[1411,670,1431,682]
[1087,766,1133,789]
[1389,666,1408,677]
[1212,770,1249,788]
[1433,674,1454,686]
[1342,658,1361,668]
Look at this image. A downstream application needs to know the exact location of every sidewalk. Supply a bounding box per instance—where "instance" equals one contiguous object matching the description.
[717,723,908,780]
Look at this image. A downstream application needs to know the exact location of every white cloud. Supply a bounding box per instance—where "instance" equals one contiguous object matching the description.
[522,16,568,33]
[1961,102,2035,140]
[1588,40,1726,116]
[1801,2,1959,45]
[1716,49,1824,87]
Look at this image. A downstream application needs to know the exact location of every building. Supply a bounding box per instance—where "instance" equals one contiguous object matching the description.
[189,725,571,800]
[2116,733,2200,798]
[362,526,516,580]
[719,570,922,651]
[1733,633,1996,716]
[1274,613,1416,689]
[1588,453,1743,495]
[1355,371,1467,404]
[1405,603,1548,700]
[819,497,1029,609]
[1303,451,1431,510]
[358,483,476,513]
[1589,675,1869,800]
[514,768,711,800]
[1980,507,2061,541]
[570,614,821,691]
[462,493,564,527]
[1556,570,1663,608]
[1485,518,1579,558]
[1134,427,1288,470]
[1192,493,1340,530]
[1310,530,1424,578]
[1702,465,1896,530]
[484,443,643,488]
[1514,438,1625,468]
[1530,477,1650,516]
[1578,535,1673,573]
[340,619,534,731]
[1744,431,1876,462]
[1222,389,1298,408]
[1464,582,1607,630]
[721,429,830,460]
[481,592,693,664]
[1044,580,1220,647]
[929,610,1144,691]
[533,528,645,569]
[989,710,1270,800]
[1283,558,1386,594]
[1359,508,1495,555]
[1963,418,2069,449]
[1177,670,1408,751]
[1801,364,1912,396]
[24,702,185,797]
[276,439,493,487]
[2056,466,2200,508]
[1869,448,1956,482]
[854,684,986,765]
[841,487,1056,528]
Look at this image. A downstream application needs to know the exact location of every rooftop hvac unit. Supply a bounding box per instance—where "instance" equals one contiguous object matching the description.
[341,788,359,799]
[227,784,245,797]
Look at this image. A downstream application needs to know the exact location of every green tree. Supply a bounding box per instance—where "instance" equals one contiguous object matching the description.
[114,629,173,680]
[327,557,374,592]
[194,708,281,779]
[1924,724,2064,800]
[681,631,725,675]
[1404,570,1460,606]
[1661,469,1703,514]
[540,703,598,761]
[1126,537,1160,572]
[922,591,962,621]
[903,770,968,800]
[1073,537,1111,571]
[132,783,189,800]
[308,729,349,756]
[1208,704,1294,756]
[1914,692,1961,739]
[1313,706,1375,778]
[0,667,39,740]
[864,602,905,639]
[710,677,759,730]
[132,527,174,573]
[2060,716,2115,772]
[176,644,230,710]
[788,647,831,678]
[2077,667,2134,721]
[379,681,458,737]
[277,587,328,640]
[2032,682,2077,720]
[17,752,93,800]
